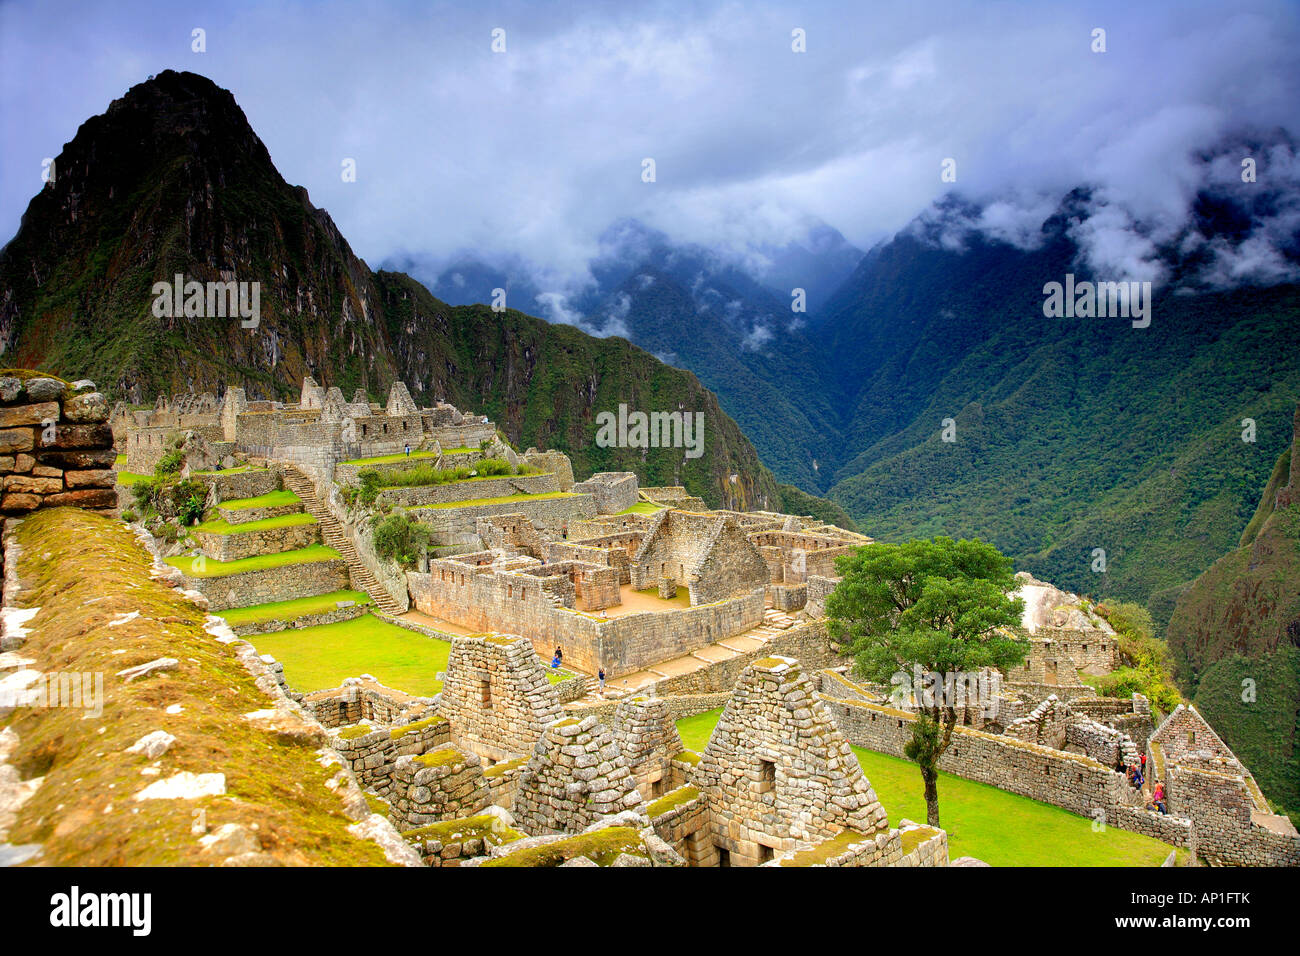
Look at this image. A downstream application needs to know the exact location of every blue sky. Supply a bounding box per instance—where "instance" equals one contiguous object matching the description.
[2,0,1298,290]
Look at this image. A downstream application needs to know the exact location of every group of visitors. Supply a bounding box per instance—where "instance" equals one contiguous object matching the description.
[1114,752,1167,814]
[548,646,606,695]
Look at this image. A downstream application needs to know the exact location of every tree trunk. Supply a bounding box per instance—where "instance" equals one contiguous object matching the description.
[922,764,941,828]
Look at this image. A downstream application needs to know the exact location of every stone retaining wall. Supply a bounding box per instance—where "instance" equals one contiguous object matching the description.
[195,467,280,503]
[179,558,350,610]
[378,471,559,508]
[411,491,596,536]
[328,716,452,798]
[227,601,367,637]
[193,519,319,562]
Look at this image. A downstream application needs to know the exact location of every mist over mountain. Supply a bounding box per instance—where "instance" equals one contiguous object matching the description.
[373,133,1300,624]
[0,70,859,520]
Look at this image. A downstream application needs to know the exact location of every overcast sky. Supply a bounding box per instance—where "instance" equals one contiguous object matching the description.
[3,0,1298,289]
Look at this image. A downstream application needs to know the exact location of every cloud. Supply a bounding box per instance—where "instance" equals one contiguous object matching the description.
[2,0,1297,296]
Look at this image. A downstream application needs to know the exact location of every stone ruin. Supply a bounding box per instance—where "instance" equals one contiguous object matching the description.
[439,633,564,762]
[693,656,891,865]
[513,714,646,834]
[307,630,947,867]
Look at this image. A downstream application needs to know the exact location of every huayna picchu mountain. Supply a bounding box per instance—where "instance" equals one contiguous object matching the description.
[1166,405,1300,816]
[0,70,852,520]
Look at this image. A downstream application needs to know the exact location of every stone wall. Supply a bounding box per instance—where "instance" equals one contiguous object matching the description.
[613,696,686,801]
[377,471,559,508]
[694,657,890,866]
[408,557,766,677]
[195,466,279,503]
[823,693,1136,822]
[411,491,596,536]
[327,715,451,797]
[571,471,639,514]
[440,634,563,761]
[179,558,350,611]
[192,520,319,562]
[389,745,491,829]
[0,375,117,516]
[513,714,645,834]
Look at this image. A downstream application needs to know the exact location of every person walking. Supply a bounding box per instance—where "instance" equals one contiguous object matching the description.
[598,666,606,695]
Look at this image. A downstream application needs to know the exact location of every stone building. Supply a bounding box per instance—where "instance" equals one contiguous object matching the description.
[692,656,891,865]
[629,508,770,605]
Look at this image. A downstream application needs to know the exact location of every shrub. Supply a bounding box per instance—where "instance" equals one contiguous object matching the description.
[121,509,137,523]
[371,512,432,569]
[178,491,205,527]
[156,449,185,476]
[356,470,383,507]
[1094,601,1183,715]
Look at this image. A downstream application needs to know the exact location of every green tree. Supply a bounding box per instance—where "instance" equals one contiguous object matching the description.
[826,537,1028,827]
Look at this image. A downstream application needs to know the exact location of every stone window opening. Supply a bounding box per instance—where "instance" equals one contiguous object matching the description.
[480,678,493,709]
[757,843,775,864]
[716,845,731,868]
[757,758,776,794]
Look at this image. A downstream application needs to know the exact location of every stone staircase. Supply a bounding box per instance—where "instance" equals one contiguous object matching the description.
[281,464,405,615]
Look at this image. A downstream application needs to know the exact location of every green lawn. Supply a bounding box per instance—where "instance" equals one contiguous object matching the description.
[116,471,149,486]
[193,465,267,476]
[166,543,341,577]
[191,512,317,535]
[220,489,300,510]
[114,454,127,466]
[618,502,667,515]
[218,589,372,627]
[415,491,577,510]
[343,451,441,465]
[247,614,451,696]
[676,708,1178,867]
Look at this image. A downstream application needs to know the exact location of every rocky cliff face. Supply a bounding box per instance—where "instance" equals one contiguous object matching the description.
[0,70,809,512]
[1167,405,1300,816]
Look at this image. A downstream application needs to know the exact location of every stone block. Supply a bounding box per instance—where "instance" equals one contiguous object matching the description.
[0,429,35,454]
[64,469,118,489]
[0,402,60,428]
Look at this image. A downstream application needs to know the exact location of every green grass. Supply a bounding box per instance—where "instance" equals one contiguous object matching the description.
[676,708,1177,866]
[343,451,441,465]
[618,502,666,515]
[220,489,300,510]
[246,614,451,696]
[415,491,577,510]
[193,465,267,476]
[191,512,317,535]
[114,454,127,467]
[166,544,341,577]
[115,471,149,486]
[218,589,372,627]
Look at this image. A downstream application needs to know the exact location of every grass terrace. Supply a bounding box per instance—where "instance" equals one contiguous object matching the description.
[191,512,317,535]
[618,502,666,515]
[344,450,442,466]
[116,471,149,486]
[166,543,341,577]
[192,465,268,476]
[247,614,451,696]
[373,457,541,489]
[676,708,1180,867]
[220,489,301,510]
[415,491,578,510]
[218,589,372,628]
